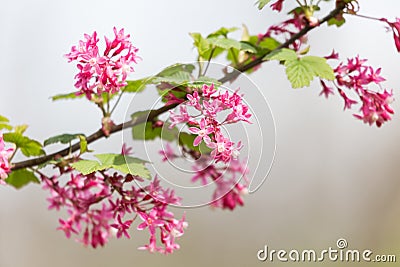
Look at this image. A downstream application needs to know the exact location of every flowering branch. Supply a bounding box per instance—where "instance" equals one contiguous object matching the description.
[11,1,348,172]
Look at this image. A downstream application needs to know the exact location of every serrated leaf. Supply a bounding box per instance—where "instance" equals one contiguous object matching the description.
[285,59,315,88]
[71,160,101,175]
[256,0,271,10]
[44,133,85,146]
[123,78,153,93]
[265,48,297,61]
[301,56,335,80]
[20,140,45,157]
[3,133,45,157]
[51,92,83,101]
[72,154,151,179]
[152,71,192,85]
[207,37,242,50]
[284,56,334,88]
[6,169,40,189]
[188,76,221,88]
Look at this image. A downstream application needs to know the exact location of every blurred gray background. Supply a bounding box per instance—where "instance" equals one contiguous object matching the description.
[1,1,400,266]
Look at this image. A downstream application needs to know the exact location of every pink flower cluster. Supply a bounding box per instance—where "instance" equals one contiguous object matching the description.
[159,145,249,210]
[321,55,394,127]
[65,27,139,99]
[0,133,14,183]
[43,150,186,254]
[193,157,249,210]
[169,84,251,163]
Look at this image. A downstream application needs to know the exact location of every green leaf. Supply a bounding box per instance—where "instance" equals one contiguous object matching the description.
[3,133,45,157]
[51,92,83,101]
[0,115,9,123]
[152,71,192,85]
[43,133,85,146]
[20,140,45,157]
[258,37,281,51]
[284,56,334,88]
[78,135,90,154]
[256,0,271,10]
[71,160,101,175]
[265,48,297,61]
[6,169,40,189]
[123,78,153,93]
[0,123,12,131]
[189,33,211,57]
[71,154,151,179]
[328,17,346,27]
[207,37,242,50]
[301,56,335,80]
[207,27,239,38]
[95,154,151,178]
[14,125,28,135]
[239,42,258,53]
[0,115,12,131]
[188,76,221,89]
[132,121,178,141]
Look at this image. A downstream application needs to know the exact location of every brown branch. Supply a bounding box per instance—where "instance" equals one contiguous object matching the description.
[11,2,346,171]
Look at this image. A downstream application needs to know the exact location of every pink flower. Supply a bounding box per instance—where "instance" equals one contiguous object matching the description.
[186,91,201,110]
[110,215,133,238]
[189,118,214,146]
[319,80,334,98]
[0,133,14,181]
[207,132,234,163]
[168,105,191,128]
[121,143,133,155]
[201,83,217,97]
[270,0,284,12]
[159,143,177,162]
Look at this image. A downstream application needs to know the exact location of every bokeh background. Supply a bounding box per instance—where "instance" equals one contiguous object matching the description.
[1,1,400,266]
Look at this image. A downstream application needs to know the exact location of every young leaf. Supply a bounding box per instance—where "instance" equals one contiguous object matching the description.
[207,37,242,50]
[0,115,12,131]
[256,0,271,10]
[51,92,84,101]
[3,133,45,157]
[328,17,346,27]
[14,125,28,135]
[71,160,101,175]
[284,56,334,88]
[71,154,151,179]
[207,27,239,38]
[265,48,297,61]
[6,169,40,189]
[189,33,211,57]
[78,135,90,154]
[43,133,85,146]
[123,78,153,93]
